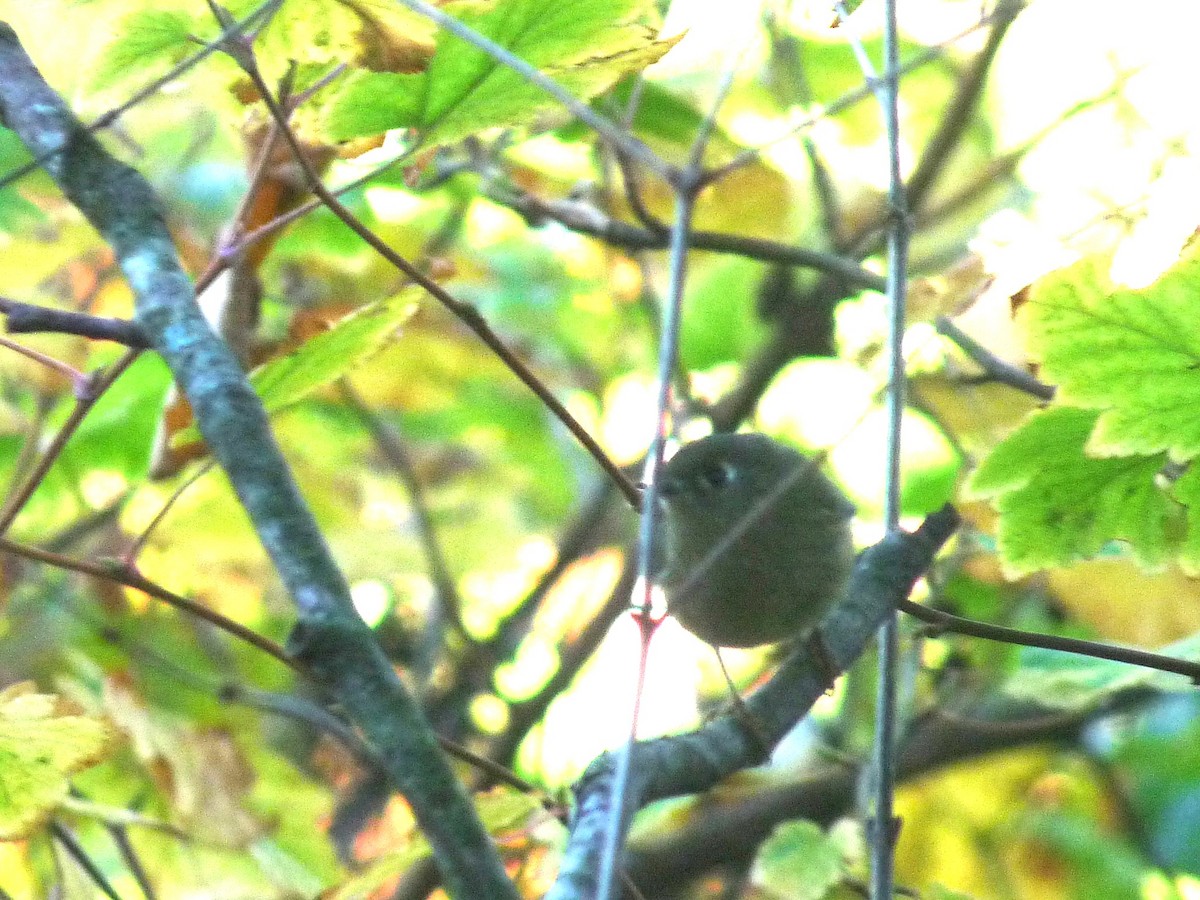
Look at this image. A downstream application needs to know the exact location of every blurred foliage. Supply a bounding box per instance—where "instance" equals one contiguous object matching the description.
[0,0,1199,897]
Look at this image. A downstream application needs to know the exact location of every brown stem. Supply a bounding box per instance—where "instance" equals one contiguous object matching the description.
[0,536,296,669]
[237,56,642,510]
[899,599,1200,681]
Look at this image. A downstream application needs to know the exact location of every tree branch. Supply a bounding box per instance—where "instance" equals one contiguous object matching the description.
[0,23,516,900]
[624,688,1152,888]
[936,315,1055,400]
[0,297,151,347]
[547,506,960,900]
[489,183,888,293]
[0,536,295,668]
[899,599,1200,681]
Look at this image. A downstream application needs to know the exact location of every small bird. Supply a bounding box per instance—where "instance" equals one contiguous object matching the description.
[652,432,855,649]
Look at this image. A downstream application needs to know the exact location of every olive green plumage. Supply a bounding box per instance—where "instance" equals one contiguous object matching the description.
[652,432,855,648]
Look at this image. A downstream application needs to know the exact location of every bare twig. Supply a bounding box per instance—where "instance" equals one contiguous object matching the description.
[705,3,1027,186]
[339,381,467,640]
[50,822,121,900]
[0,297,150,347]
[490,183,888,292]
[0,333,86,383]
[829,2,910,895]
[0,536,296,668]
[225,45,641,512]
[107,821,157,900]
[936,315,1055,400]
[899,599,1200,680]
[594,47,745,900]
[124,461,217,567]
[904,1,1021,211]
[875,0,908,891]
[193,62,348,296]
[391,0,670,181]
[594,184,700,900]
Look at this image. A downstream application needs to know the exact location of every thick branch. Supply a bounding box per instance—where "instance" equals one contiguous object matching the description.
[0,23,515,900]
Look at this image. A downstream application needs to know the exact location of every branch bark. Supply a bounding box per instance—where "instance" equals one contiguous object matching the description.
[0,22,516,900]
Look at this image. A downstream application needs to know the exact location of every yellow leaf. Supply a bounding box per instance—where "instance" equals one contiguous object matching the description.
[0,682,117,841]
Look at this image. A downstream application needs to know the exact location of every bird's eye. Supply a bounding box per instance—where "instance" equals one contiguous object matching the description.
[694,462,736,492]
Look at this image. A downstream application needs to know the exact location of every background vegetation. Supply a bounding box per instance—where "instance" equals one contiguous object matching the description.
[1,0,1200,898]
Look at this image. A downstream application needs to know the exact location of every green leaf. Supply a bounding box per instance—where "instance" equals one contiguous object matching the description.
[63,352,174,478]
[172,291,419,446]
[1021,245,1200,461]
[751,820,844,900]
[0,684,117,840]
[966,407,1168,576]
[91,9,194,93]
[324,0,676,148]
[680,256,772,370]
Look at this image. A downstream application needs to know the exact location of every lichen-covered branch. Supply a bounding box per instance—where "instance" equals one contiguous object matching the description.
[0,22,516,900]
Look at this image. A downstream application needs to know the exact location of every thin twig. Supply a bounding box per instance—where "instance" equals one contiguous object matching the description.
[391,0,671,181]
[124,461,217,567]
[829,1,910,895]
[192,118,287,294]
[339,381,466,639]
[490,562,636,769]
[899,600,1200,680]
[705,3,1026,186]
[229,47,642,511]
[220,152,407,271]
[3,393,52,511]
[873,0,908,890]
[595,42,743,900]
[0,334,86,384]
[936,316,1055,399]
[424,481,624,771]
[50,822,122,900]
[194,62,348,295]
[595,187,699,900]
[0,536,296,668]
[107,821,157,900]
[614,151,669,235]
[490,183,888,292]
[904,1,1021,211]
[42,497,127,554]
[102,617,548,799]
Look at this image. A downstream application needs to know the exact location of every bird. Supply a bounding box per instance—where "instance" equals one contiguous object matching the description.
[651,432,856,649]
